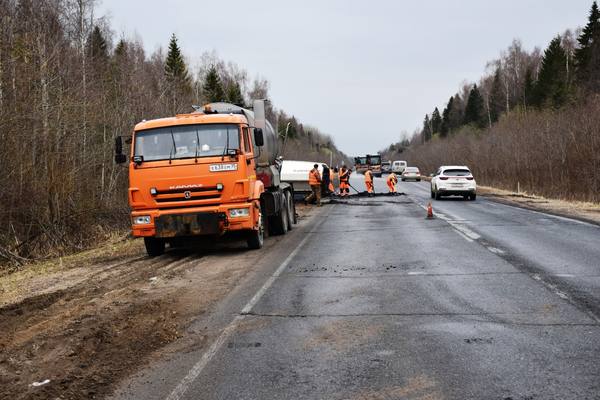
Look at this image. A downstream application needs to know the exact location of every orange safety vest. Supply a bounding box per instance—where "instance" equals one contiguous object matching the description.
[339,169,349,182]
[308,169,321,185]
[387,173,397,184]
[364,170,373,182]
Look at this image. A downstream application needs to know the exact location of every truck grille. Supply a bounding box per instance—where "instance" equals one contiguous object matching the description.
[154,185,221,204]
[155,194,221,203]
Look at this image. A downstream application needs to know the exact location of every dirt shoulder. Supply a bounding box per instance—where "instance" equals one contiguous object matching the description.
[478,185,600,225]
[0,205,317,400]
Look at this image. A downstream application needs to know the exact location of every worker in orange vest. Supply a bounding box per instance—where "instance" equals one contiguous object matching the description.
[364,169,374,194]
[339,165,350,197]
[331,167,339,195]
[305,164,322,206]
[387,172,398,193]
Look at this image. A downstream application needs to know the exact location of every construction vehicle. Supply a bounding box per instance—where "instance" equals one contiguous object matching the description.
[114,101,296,256]
[354,156,368,174]
[353,154,382,177]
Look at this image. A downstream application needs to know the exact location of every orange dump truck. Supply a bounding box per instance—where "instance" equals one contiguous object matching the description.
[115,101,296,256]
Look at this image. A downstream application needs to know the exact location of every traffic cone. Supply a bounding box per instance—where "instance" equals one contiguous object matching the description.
[426,202,434,219]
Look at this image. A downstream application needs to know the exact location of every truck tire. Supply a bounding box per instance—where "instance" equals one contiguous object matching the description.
[285,191,295,229]
[269,196,288,235]
[247,205,265,249]
[144,237,165,257]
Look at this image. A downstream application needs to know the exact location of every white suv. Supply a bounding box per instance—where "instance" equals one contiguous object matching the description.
[431,166,476,200]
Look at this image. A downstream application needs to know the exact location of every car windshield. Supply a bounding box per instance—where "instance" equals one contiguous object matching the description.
[405,167,419,172]
[134,124,240,161]
[443,169,471,176]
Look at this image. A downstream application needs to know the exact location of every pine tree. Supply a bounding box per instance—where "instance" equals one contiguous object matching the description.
[534,36,569,108]
[488,68,504,123]
[422,114,432,142]
[87,26,108,61]
[522,66,535,108]
[226,81,244,106]
[114,39,127,59]
[463,85,486,128]
[431,107,442,134]
[440,96,453,137]
[574,1,600,88]
[203,66,225,102]
[164,33,190,85]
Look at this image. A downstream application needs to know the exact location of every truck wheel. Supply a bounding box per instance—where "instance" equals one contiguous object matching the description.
[269,195,289,236]
[285,191,295,229]
[247,206,264,249]
[144,237,165,257]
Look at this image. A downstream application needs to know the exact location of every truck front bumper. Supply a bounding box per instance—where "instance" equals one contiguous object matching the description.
[131,203,257,238]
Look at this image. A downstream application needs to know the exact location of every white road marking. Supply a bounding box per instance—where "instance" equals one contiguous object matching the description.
[554,273,575,278]
[165,208,330,400]
[241,222,321,314]
[486,247,505,255]
[452,229,475,243]
[407,271,426,275]
[449,223,481,240]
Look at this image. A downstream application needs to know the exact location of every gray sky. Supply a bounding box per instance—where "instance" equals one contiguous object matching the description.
[98,0,591,155]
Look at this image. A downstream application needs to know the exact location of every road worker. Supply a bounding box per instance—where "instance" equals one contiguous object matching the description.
[331,167,339,195]
[305,164,322,206]
[387,172,398,193]
[339,165,350,197]
[364,169,374,194]
[321,164,331,196]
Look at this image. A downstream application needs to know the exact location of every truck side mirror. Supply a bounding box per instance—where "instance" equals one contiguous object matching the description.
[254,128,264,147]
[115,137,127,164]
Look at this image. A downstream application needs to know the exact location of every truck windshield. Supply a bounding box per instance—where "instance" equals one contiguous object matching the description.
[134,124,240,161]
[368,156,381,165]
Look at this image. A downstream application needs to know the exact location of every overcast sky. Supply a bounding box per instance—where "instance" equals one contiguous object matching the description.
[98,0,591,155]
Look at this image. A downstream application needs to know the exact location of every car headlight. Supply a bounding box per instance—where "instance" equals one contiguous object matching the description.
[229,208,250,218]
[133,215,151,225]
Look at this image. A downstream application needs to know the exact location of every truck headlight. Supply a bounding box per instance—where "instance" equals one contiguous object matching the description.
[229,208,249,218]
[133,215,151,225]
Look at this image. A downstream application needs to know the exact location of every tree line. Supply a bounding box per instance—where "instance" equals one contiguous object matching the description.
[382,1,600,202]
[0,0,348,265]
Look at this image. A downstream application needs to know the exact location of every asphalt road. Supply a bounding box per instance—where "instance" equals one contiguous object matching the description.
[113,175,600,400]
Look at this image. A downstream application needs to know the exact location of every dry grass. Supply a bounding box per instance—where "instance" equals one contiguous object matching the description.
[0,233,143,307]
[478,185,600,224]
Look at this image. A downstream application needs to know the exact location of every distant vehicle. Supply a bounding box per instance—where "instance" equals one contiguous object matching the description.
[353,154,382,177]
[354,156,368,174]
[281,160,327,195]
[381,161,392,173]
[401,167,421,181]
[430,166,476,201]
[392,160,407,174]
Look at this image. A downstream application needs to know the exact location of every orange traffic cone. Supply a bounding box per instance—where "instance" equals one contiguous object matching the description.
[426,202,434,219]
